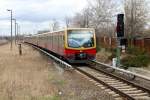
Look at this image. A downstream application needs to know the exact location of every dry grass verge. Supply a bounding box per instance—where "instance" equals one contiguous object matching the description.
[0,43,114,100]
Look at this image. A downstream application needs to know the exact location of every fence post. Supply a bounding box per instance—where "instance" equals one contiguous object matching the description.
[18,43,22,55]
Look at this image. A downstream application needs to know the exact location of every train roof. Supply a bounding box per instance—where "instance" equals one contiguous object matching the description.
[25,28,95,37]
[69,27,94,30]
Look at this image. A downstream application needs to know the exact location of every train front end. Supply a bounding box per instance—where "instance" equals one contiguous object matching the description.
[64,28,96,63]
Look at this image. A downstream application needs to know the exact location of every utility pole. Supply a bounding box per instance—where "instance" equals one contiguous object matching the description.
[7,9,13,50]
[16,23,18,43]
[17,24,20,42]
[12,18,17,44]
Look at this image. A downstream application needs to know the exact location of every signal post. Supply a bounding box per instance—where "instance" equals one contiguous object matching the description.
[116,14,124,67]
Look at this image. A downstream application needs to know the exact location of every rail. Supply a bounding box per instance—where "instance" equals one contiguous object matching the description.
[92,60,150,82]
[24,42,150,99]
[75,67,136,100]
[26,43,73,70]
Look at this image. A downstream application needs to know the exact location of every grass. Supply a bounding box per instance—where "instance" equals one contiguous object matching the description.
[54,80,66,86]
[0,43,115,100]
[48,73,66,86]
[30,96,59,100]
[50,95,61,100]
[0,43,56,100]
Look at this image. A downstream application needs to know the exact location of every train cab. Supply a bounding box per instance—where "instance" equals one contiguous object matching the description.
[64,28,96,63]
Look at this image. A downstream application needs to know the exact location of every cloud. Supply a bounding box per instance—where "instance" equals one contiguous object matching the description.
[0,0,87,35]
[0,0,87,22]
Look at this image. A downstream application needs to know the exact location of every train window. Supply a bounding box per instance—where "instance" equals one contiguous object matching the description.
[54,35,56,45]
[63,36,64,41]
[67,30,94,48]
[47,35,49,42]
[47,35,49,41]
[50,35,51,42]
[50,35,51,46]
[54,35,55,42]
[53,35,55,42]
[55,36,57,42]
[62,35,64,40]
[52,35,53,42]
[63,35,64,45]
[56,35,57,45]
[58,35,60,45]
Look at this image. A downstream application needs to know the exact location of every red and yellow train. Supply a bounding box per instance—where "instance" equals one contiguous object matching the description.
[24,28,96,63]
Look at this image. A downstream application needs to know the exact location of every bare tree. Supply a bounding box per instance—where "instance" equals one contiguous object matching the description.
[82,7,91,28]
[124,0,148,38]
[71,7,91,28]
[37,30,50,34]
[50,19,60,31]
[72,0,118,37]
[65,16,71,28]
[86,0,118,34]
[72,13,85,28]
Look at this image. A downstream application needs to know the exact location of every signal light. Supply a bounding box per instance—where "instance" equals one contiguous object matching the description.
[116,14,124,37]
[120,38,127,46]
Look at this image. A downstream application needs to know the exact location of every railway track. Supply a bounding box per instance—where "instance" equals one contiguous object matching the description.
[75,66,150,100]
[27,43,150,100]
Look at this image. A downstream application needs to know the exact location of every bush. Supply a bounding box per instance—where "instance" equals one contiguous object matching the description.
[96,46,101,52]
[108,48,116,60]
[126,46,146,55]
[121,54,150,68]
[121,46,150,68]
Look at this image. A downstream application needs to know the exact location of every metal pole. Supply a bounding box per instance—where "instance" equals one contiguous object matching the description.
[18,25,20,42]
[116,38,121,67]
[15,20,16,44]
[10,10,13,49]
[12,19,16,44]
[7,9,13,50]
[16,23,18,43]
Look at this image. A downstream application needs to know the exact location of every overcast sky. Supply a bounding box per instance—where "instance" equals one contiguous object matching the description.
[0,0,87,36]
[1,0,149,36]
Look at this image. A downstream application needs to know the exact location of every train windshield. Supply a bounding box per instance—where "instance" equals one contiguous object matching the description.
[67,30,94,48]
